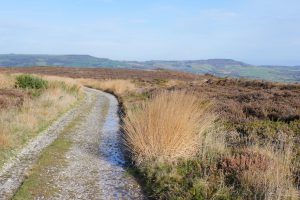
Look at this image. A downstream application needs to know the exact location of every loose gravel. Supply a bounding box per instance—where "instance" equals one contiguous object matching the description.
[0,88,144,200]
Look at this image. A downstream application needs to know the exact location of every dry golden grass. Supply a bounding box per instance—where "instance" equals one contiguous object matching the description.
[239,140,299,200]
[0,73,82,166]
[0,74,15,89]
[78,78,136,95]
[118,82,299,199]
[123,90,215,164]
[222,132,299,199]
[45,76,82,95]
[165,79,185,87]
[199,125,228,160]
[43,75,80,87]
[0,131,11,148]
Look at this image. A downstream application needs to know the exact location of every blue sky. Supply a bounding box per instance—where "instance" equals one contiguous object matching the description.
[0,0,299,65]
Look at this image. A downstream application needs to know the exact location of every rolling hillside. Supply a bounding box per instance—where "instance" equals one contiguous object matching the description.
[0,54,299,82]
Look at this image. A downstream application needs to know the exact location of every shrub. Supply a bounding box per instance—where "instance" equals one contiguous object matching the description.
[123,90,215,165]
[15,74,48,90]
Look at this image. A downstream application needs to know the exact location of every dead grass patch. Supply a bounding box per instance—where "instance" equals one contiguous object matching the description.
[0,74,15,89]
[79,78,135,95]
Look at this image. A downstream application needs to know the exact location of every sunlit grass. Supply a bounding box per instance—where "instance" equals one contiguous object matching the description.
[0,74,83,167]
[79,78,136,95]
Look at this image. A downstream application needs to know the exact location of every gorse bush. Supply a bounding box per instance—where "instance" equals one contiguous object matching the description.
[15,74,48,89]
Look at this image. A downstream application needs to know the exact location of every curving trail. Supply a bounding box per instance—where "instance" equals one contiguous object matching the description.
[0,88,143,200]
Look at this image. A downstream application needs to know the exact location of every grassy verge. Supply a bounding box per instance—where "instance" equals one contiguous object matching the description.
[0,73,83,168]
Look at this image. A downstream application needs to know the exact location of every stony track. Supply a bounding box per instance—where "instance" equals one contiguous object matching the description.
[0,88,143,200]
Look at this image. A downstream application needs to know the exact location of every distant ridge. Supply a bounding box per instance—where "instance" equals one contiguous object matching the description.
[0,54,127,68]
[0,54,299,82]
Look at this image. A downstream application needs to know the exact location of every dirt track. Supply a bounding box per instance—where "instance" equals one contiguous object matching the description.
[0,88,143,200]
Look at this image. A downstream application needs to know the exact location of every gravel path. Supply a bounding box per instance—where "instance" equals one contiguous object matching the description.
[0,88,144,200]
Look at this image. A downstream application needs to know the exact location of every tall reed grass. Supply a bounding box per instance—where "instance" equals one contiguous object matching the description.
[123,90,215,164]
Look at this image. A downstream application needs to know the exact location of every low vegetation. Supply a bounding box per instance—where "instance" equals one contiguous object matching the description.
[82,76,300,200]
[79,78,136,95]
[1,68,299,199]
[0,73,82,167]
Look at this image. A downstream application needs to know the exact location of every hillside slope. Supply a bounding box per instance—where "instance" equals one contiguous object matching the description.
[0,54,299,82]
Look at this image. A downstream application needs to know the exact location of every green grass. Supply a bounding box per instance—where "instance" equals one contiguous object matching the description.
[13,137,72,199]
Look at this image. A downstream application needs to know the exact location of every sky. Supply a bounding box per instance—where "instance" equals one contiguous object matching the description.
[0,0,300,65]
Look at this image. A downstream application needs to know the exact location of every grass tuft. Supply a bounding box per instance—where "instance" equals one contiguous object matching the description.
[123,90,215,165]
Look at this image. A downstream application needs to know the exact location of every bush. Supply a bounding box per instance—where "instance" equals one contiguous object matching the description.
[15,74,48,90]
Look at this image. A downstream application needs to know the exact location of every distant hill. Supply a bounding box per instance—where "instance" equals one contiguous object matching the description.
[0,54,299,82]
[0,54,129,68]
